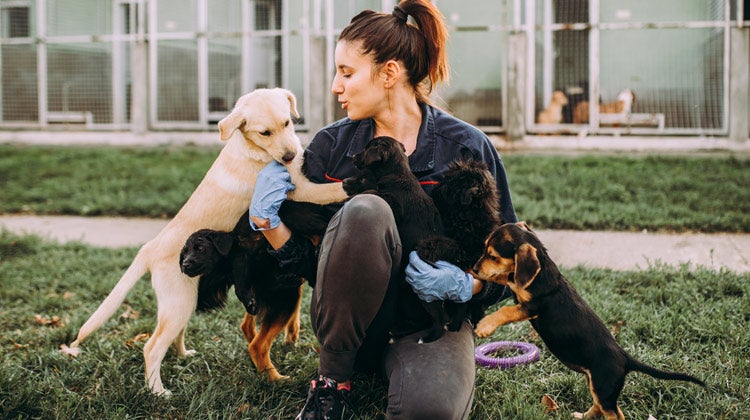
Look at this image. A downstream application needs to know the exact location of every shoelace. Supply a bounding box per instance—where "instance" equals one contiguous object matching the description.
[314,378,354,420]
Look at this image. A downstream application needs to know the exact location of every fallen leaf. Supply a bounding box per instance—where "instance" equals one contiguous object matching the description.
[237,402,250,415]
[541,394,559,413]
[62,291,75,299]
[610,320,625,336]
[34,314,66,327]
[213,336,222,342]
[120,305,140,320]
[125,333,151,348]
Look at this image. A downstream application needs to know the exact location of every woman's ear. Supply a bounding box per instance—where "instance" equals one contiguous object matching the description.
[382,60,401,88]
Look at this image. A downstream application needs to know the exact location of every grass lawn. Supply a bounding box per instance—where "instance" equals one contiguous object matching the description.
[0,143,747,418]
[1,231,748,419]
[0,144,748,232]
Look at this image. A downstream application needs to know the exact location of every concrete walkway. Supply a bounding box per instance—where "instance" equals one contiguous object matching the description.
[1,215,748,273]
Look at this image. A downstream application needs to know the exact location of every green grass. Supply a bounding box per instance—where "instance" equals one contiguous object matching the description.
[0,144,748,232]
[1,230,748,419]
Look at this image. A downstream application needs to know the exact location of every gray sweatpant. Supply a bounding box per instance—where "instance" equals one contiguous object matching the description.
[310,194,476,419]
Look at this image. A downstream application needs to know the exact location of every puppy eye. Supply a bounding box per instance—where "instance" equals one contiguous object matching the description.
[260,130,271,137]
[284,120,290,127]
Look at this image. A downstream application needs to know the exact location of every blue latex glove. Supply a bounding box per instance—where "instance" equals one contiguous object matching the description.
[404,251,474,303]
[249,160,296,231]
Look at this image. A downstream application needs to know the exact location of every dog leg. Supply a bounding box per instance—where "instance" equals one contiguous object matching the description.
[172,327,196,356]
[474,305,532,338]
[573,369,625,420]
[250,317,290,381]
[419,301,448,344]
[587,369,626,420]
[143,325,174,396]
[143,267,197,395]
[240,312,257,344]
[283,286,302,345]
[286,158,348,205]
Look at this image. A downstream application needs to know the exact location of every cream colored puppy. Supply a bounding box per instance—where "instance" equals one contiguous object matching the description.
[62,88,347,396]
[537,90,568,124]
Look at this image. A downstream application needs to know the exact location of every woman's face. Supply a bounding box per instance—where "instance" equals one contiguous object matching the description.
[331,41,388,121]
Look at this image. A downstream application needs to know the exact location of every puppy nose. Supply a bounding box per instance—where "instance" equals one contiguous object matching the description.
[282,151,296,163]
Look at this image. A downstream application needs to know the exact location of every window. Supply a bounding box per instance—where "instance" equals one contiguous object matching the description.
[2,6,30,38]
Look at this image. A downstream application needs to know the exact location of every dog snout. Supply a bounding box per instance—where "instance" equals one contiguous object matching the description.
[281,150,296,163]
[342,176,357,195]
[180,257,202,277]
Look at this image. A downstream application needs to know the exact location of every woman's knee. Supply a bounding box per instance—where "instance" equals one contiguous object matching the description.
[339,194,394,230]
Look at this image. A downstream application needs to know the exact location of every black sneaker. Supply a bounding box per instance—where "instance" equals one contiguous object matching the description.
[295,376,353,420]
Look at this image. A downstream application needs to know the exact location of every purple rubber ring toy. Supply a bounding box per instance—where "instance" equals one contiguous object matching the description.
[475,341,540,369]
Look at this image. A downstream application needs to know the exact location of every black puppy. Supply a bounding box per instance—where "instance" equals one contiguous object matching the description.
[179,202,332,380]
[343,136,456,343]
[415,159,503,329]
[473,223,705,419]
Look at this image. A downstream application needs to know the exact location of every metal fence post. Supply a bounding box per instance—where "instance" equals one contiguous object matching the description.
[729,27,749,141]
[131,40,149,135]
[507,31,527,141]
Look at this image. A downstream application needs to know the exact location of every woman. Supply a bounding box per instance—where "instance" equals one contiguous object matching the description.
[249,1,517,418]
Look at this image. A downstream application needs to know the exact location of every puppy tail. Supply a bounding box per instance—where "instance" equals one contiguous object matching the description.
[627,357,706,387]
[68,250,149,349]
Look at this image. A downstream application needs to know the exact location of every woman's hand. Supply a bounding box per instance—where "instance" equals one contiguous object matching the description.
[404,251,474,303]
[249,161,296,231]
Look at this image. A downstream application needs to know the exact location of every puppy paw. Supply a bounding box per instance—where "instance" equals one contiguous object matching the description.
[267,369,290,382]
[60,343,81,357]
[155,388,173,398]
[182,349,197,357]
[474,319,498,338]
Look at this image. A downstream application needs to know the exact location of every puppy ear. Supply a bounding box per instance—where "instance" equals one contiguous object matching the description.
[514,243,540,289]
[461,186,479,205]
[282,89,300,118]
[218,110,244,141]
[209,232,234,256]
[362,147,384,167]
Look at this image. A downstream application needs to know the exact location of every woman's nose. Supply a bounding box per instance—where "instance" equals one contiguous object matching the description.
[331,76,343,94]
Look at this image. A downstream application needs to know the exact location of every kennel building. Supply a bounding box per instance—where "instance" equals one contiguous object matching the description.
[0,0,747,141]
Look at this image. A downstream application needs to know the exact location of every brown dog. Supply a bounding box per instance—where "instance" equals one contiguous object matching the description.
[179,222,303,382]
[62,88,348,395]
[537,90,568,124]
[179,203,332,382]
[473,222,705,420]
[573,88,636,124]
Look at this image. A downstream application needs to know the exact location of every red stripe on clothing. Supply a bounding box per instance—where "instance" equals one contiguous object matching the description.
[325,173,343,182]
[325,173,439,186]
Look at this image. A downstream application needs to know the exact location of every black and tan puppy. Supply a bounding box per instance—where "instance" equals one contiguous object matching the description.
[472,222,705,420]
[180,203,332,381]
[343,136,457,343]
[415,159,503,329]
